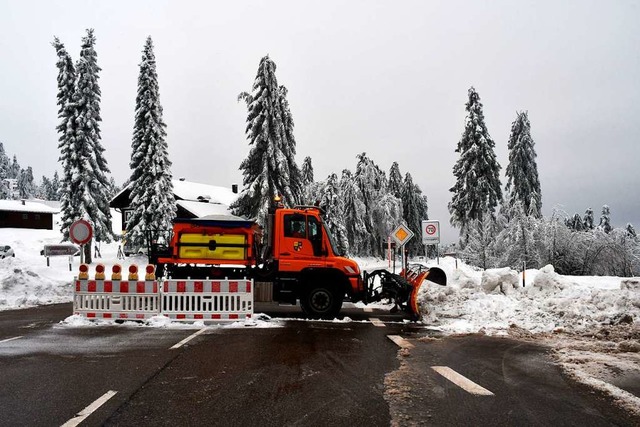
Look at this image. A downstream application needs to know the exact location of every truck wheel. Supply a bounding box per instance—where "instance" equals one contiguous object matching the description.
[300,284,343,319]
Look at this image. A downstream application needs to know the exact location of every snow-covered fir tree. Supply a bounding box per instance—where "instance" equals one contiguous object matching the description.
[372,193,403,257]
[566,213,585,231]
[496,201,538,269]
[231,55,303,225]
[301,156,314,187]
[38,176,52,200]
[126,36,176,247]
[68,29,113,248]
[50,171,61,200]
[277,84,304,203]
[317,173,348,254]
[599,205,612,233]
[401,172,427,256]
[340,169,368,255]
[505,111,541,217]
[53,37,79,234]
[107,177,120,200]
[17,167,35,199]
[449,87,502,239]
[0,143,11,199]
[461,215,498,269]
[354,152,387,254]
[388,162,403,199]
[626,223,637,238]
[301,156,319,205]
[583,207,595,230]
[9,156,20,180]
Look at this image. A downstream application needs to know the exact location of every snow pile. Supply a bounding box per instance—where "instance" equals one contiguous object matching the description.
[480,267,518,294]
[59,313,283,329]
[0,228,74,310]
[420,257,640,335]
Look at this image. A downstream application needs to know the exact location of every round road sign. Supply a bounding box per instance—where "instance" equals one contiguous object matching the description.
[70,219,93,245]
[425,224,437,235]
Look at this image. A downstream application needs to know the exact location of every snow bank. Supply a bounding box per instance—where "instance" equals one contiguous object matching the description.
[0,227,74,310]
[419,257,640,335]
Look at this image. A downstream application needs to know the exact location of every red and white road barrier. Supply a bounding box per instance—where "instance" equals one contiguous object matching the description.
[73,265,254,322]
[73,279,160,320]
[162,279,253,321]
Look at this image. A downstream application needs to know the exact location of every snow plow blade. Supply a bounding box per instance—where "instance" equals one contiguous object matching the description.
[405,265,446,320]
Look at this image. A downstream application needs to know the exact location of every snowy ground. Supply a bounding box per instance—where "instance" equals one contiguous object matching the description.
[0,226,638,415]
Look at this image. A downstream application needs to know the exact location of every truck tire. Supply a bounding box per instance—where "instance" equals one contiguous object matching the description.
[300,284,343,319]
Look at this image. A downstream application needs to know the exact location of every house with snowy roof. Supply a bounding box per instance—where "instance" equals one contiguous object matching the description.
[0,199,60,230]
[109,178,239,233]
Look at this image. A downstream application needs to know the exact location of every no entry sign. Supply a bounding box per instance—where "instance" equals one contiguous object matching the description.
[70,219,93,245]
[421,220,440,245]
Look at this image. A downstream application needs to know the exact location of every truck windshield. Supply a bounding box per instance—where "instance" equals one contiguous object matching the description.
[323,223,344,257]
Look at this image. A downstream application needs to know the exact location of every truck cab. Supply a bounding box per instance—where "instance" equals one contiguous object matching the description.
[267,206,364,317]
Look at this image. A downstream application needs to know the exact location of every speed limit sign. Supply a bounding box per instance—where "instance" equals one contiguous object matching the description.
[421,220,440,244]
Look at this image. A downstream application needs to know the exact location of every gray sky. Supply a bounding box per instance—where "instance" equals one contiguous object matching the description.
[1,0,639,243]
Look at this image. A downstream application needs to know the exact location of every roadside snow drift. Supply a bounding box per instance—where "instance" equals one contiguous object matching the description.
[419,257,640,334]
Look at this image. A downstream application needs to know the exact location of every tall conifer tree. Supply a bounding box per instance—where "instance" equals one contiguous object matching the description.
[52,37,78,238]
[17,167,35,199]
[318,173,349,255]
[449,87,502,238]
[301,156,317,204]
[340,169,368,255]
[599,205,612,233]
[70,29,113,247]
[388,162,403,199]
[505,111,542,217]
[401,173,428,256]
[126,36,176,246]
[232,55,303,225]
[0,143,11,199]
[354,152,386,252]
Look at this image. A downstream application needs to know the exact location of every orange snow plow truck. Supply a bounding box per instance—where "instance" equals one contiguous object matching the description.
[148,203,446,320]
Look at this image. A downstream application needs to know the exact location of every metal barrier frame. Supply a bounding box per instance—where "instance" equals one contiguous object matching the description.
[73,280,160,320]
[73,278,254,322]
[161,279,253,321]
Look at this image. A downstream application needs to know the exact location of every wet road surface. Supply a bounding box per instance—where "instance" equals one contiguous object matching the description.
[0,303,637,426]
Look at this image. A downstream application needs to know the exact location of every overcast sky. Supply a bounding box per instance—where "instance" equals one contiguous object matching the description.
[1,0,639,243]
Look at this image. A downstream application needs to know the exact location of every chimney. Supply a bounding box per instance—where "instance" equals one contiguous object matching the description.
[232,183,238,194]
[179,177,186,181]
[21,199,25,205]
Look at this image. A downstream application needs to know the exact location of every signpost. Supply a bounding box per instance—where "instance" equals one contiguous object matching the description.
[70,219,93,264]
[421,220,441,264]
[43,244,79,271]
[390,224,414,274]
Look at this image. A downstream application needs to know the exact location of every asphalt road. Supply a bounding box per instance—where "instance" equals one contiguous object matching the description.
[0,303,637,426]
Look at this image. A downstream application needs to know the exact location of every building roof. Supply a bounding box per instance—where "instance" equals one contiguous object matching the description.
[110,179,238,216]
[171,180,236,205]
[0,200,59,214]
[176,200,232,218]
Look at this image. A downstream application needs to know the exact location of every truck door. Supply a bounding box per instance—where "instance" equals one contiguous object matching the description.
[278,213,325,272]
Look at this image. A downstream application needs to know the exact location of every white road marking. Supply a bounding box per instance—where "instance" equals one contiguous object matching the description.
[432,366,494,396]
[387,335,414,349]
[170,328,208,349]
[61,390,117,427]
[363,307,373,313]
[370,318,386,327]
[0,336,22,344]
